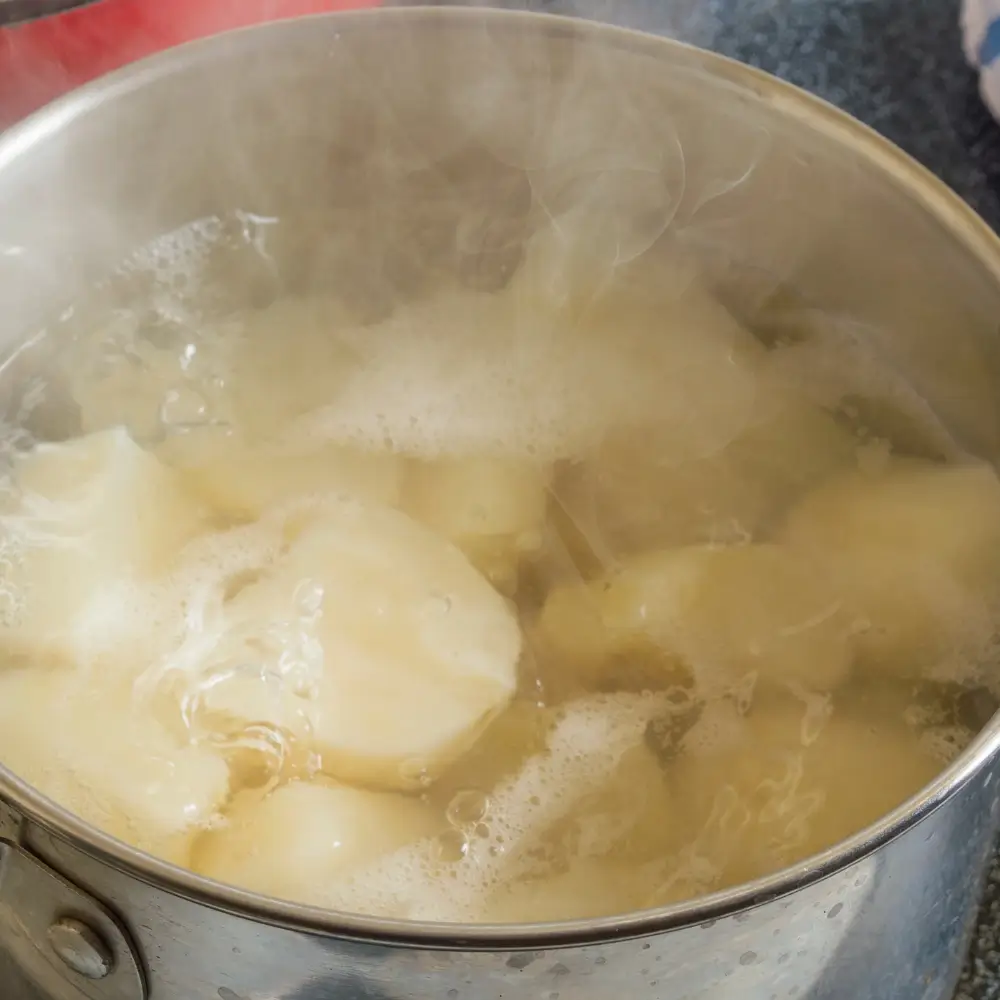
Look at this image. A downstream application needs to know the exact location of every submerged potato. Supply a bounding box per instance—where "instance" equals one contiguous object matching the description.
[781,459,1000,679]
[402,455,550,593]
[516,237,765,425]
[71,296,358,446]
[554,388,859,561]
[0,428,204,666]
[0,667,229,865]
[222,296,360,440]
[171,438,402,521]
[180,499,522,790]
[669,694,941,887]
[535,543,855,693]
[192,781,437,904]
[70,332,232,445]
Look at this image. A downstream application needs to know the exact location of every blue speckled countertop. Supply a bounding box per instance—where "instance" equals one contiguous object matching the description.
[461,0,1000,230]
[423,0,1000,994]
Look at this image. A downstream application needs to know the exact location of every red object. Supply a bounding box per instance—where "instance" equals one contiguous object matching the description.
[0,0,382,125]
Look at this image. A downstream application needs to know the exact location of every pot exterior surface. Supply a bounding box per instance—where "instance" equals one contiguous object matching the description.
[2,8,1000,1000]
[2,767,998,1000]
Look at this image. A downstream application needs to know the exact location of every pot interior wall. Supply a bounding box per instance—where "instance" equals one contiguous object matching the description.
[0,11,998,462]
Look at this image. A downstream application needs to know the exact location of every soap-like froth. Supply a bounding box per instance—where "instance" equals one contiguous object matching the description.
[61,217,765,470]
[288,289,627,459]
[131,513,289,700]
[291,277,760,463]
[320,693,668,922]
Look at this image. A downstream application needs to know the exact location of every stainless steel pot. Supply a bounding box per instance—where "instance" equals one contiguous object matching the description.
[3,7,1000,999]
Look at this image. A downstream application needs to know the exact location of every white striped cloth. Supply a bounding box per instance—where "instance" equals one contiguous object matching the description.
[963,0,1000,120]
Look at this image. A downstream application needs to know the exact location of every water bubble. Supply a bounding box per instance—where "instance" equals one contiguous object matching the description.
[160,385,210,429]
[397,759,433,788]
[447,789,489,827]
[436,829,470,863]
[293,578,325,618]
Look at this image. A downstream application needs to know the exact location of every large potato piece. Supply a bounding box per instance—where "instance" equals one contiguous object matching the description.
[70,332,233,445]
[192,780,437,905]
[0,428,203,666]
[669,695,941,887]
[780,459,1000,679]
[183,500,522,790]
[535,543,854,693]
[0,668,229,865]
[70,296,358,446]
[402,455,549,592]
[174,438,402,521]
[222,296,360,440]
[554,389,859,561]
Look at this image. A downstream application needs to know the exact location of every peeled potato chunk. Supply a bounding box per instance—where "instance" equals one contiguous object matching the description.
[70,296,358,447]
[192,780,437,905]
[0,667,229,865]
[172,438,401,521]
[402,456,549,592]
[70,332,234,445]
[0,428,204,665]
[780,459,1000,679]
[182,499,521,790]
[536,543,854,693]
[669,694,941,888]
[553,386,859,561]
[317,693,669,922]
[221,296,362,441]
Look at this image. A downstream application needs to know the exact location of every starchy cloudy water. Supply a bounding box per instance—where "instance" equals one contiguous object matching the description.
[0,216,997,923]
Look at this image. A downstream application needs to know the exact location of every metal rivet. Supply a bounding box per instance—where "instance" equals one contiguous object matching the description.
[46,916,115,980]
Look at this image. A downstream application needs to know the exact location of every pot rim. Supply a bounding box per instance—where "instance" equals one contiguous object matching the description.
[3,3,1000,949]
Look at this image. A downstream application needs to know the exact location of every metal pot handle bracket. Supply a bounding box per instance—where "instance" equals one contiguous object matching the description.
[0,799,146,1000]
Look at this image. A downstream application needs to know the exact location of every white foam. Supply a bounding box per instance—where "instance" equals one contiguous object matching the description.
[321,692,667,921]
[920,725,973,765]
[287,264,760,465]
[681,698,746,757]
[130,514,287,700]
[122,217,225,291]
[288,289,623,460]
[64,216,764,471]
[0,501,285,739]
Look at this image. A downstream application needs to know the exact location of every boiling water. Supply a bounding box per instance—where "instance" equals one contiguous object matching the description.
[0,214,998,924]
